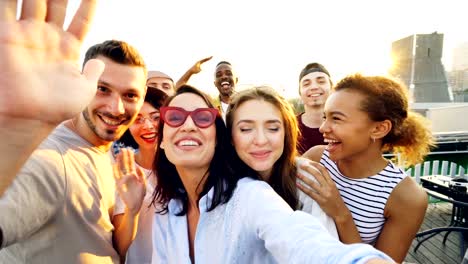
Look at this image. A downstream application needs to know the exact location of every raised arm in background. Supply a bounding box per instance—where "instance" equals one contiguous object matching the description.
[175,56,212,89]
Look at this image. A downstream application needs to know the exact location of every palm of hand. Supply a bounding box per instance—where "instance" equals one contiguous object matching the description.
[0,20,100,124]
[117,172,146,214]
[114,148,146,214]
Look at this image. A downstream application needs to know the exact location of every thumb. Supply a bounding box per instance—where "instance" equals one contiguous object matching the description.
[82,58,105,84]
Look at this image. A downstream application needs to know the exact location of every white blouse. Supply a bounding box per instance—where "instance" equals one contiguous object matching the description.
[152,177,392,263]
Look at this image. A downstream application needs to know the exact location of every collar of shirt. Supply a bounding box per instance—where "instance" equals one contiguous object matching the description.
[168,185,216,215]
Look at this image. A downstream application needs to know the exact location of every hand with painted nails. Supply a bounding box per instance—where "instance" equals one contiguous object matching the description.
[113,148,146,215]
[0,0,104,124]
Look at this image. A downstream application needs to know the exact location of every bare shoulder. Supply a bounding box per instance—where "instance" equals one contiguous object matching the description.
[301,145,326,162]
[387,176,428,215]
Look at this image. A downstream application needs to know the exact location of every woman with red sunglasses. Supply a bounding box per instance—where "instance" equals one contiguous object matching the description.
[140,85,393,263]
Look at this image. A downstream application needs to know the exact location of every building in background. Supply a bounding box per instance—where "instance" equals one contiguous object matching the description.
[449,42,468,102]
[389,32,451,102]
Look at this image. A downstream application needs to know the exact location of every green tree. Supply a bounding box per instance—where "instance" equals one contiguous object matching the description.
[288,98,304,114]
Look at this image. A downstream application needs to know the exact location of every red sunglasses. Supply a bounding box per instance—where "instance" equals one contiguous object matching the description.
[160,106,219,128]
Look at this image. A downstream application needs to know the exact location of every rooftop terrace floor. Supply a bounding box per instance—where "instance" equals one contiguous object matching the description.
[405,202,466,264]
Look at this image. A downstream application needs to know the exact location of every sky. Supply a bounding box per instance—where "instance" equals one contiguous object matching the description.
[66,0,468,99]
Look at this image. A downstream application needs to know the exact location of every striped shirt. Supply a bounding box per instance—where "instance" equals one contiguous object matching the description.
[320,150,406,244]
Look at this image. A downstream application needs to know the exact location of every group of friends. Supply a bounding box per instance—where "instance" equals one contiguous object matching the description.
[0,1,435,264]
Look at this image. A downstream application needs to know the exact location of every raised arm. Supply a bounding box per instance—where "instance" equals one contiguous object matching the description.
[112,148,146,259]
[0,0,103,196]
[175,56,212,89]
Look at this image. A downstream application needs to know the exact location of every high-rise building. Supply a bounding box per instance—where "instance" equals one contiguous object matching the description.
[389,32,450,102]
[450,42,468,102]
[452,42,468,71]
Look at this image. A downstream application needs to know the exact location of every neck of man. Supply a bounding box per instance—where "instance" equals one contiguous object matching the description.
[219,94,231,104]
[302,104,324,128]
[66,116,112,153]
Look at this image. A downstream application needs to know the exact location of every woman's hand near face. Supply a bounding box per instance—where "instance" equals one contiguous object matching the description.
[113,148,146,215]
[296,159,362,244]
[296,160,348,219]
[112,148,147,257]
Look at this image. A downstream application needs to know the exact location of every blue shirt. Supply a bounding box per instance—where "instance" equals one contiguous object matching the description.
[152,177,393,264]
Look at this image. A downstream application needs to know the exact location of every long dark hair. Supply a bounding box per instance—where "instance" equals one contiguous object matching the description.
[151,85,240,215]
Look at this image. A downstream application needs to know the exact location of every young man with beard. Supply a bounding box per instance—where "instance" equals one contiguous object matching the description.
[112,71,175,156]
[297,63,332,155]
[0,2,147,263]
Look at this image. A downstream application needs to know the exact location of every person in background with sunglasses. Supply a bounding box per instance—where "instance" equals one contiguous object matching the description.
[112,88,167,264]
[136,84,394,263]
[112,73,173,157]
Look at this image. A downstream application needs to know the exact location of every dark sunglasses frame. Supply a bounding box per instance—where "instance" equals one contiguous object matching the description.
[160,106,219,128]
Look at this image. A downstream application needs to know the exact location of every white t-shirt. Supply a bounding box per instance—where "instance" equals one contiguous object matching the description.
[114,163,157,264]
[221,101,229,121]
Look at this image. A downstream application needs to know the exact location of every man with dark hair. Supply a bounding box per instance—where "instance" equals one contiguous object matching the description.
[0,3,147,263]
[176,57,238,120]
[297,62,332,154]
[212,61,238,119]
